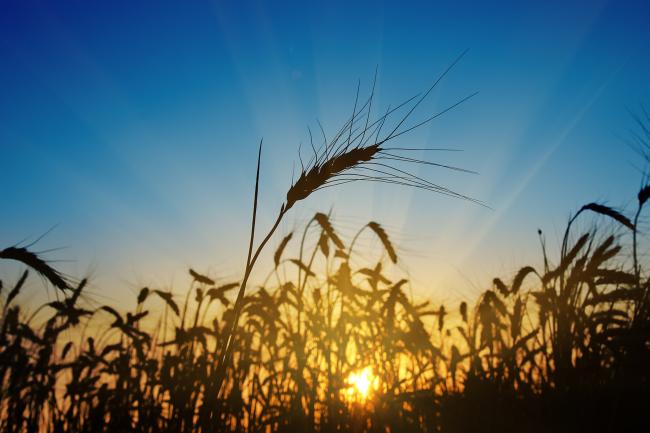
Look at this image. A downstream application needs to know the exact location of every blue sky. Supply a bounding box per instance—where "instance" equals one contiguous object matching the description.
[1,0,650,304]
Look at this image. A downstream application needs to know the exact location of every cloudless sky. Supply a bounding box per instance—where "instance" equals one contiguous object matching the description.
[2,0,650,305]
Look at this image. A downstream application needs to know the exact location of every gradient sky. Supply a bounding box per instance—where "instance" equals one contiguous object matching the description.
[2,0,650,306]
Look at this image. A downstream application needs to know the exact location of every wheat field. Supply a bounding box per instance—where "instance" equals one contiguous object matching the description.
[2,190,650,432]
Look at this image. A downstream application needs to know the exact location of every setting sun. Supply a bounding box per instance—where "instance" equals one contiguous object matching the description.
[346,367,378,401]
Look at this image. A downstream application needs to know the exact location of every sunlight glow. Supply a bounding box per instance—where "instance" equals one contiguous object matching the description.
[346,367,378,401]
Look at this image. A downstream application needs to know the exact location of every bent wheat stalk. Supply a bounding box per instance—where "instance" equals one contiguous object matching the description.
[210,53,483,409]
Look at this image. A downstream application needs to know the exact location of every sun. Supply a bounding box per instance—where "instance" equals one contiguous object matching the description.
[346,367,378,401]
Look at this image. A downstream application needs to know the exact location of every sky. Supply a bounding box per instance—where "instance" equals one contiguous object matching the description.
[1,0,650,306]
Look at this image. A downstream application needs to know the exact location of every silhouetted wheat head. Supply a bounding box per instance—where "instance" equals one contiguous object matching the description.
[0,246,70,292]
[284,53,482,212]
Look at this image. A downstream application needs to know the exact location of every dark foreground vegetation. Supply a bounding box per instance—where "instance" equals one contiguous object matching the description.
[2,184,650,433]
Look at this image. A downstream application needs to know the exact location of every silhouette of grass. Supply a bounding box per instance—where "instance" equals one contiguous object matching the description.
[2,189,650,432]
[2,77,650,433]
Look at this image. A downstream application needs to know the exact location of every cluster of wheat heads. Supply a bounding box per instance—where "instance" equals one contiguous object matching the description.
[3,193,650,432]
[212,52,482,416]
